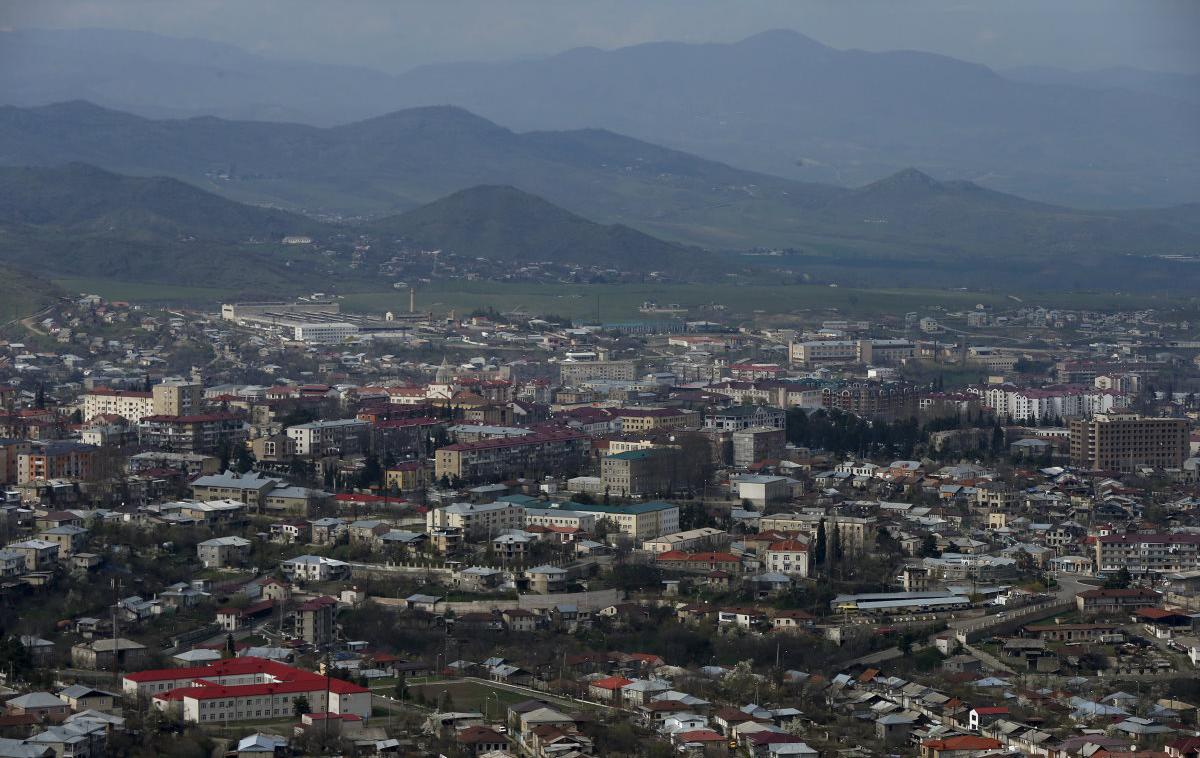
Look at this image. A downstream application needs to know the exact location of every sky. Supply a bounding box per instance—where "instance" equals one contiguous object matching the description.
[1,0,1198,75]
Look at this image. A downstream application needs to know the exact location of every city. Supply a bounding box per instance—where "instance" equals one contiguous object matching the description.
[0,2,1199,757]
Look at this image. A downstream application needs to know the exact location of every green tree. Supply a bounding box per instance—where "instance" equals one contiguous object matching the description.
[813,519,827,567]
[919,534,941,558]
[293,695,311,716]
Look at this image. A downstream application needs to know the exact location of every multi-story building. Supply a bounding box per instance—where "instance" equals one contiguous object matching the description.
[426,501,526,538]
[523,508,597,532]
[704,405,786,432]
[137,412,247,454]
[1076,588,1162,614]
[765,540,810,577]
[152,381,203,417]
[197,536,252,568]
[286,419,370,457]
[525,501,679,541]
[434,428,588,482]
[295,596,336,645]
[858,339,916,366]
[1069,413,1189,472]
[1094,533,1200,575]
[81,388,153,422]
[292,323,360,344]
[757,513,877,553]
[6,539,60,572]
[610,408,698,433]
[642,527,729,554]
[788,340,858,367]
[822,382,918,419]
[654,550,742,574]
[982,385,1125,421]
[17,441,98,484]
[0,439,33,483]
[280,555,350,582]
[559,360,637,383]
[731,427,785,468]
[601,450,671,497]
[126,657,370,723]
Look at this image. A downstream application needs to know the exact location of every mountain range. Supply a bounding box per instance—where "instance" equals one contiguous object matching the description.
[2,27,1197,209]
[2,100,1198,273]
[0,164,711,289]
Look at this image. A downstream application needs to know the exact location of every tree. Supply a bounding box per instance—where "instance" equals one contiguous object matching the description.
[919,534,941,558]
[293,695,311,716]
[358,454,383,489]
[395,674,407,701]
[1104,566,1132,590]
[813,519,827,567]
[829,521,843,566]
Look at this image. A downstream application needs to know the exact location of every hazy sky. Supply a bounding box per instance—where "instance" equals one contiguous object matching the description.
[2,0,1198,74]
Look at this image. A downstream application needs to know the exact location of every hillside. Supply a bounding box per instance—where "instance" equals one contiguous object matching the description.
[0,163,326,241]
[0,164,340,290]
[368,185,702,271]
[4,27,1197,208]
[0,265,63,327]
[0,100,832,242]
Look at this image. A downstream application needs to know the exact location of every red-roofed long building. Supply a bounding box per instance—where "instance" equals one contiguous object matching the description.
[124,657,370,723]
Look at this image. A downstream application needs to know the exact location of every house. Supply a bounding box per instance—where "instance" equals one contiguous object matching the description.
[197,536,252,568]
[70,638,149,671]
[57,685,118,713]
[968,706,1008,731]
[6,692,69,719]
[37,525,88,558]
[280,555,350,582]
[455,725,509,756]
[588,676,634,703]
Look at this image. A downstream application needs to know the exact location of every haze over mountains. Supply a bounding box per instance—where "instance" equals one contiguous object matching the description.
[2,27,1197,209]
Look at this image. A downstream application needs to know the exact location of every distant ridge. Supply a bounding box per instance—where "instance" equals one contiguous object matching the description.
[369,184,703,271]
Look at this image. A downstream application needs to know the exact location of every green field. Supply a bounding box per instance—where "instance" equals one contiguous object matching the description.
[49,276,1199,322]
[407,680,547,717]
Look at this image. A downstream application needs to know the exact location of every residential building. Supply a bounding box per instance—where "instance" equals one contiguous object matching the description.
[81,388,153,422]
[435,429,588,482]
[6,539,60,572]
[560,360,637,383]
[70,639,150,671]
[286,419,370,457]
[151,381,203,417]
[296,596,336,645]
[1094,533,1200,575]
[1069,413,1189,472]
[426,501,525,538]
[197,536,252,568]
[18,442,98,484]
[732,427,785,467]
[643,528,729,554]
[280,555,350,582]
[758,513,877,553]
[704,405,786,432]
[765,540,810,577]
[601,449,672,497]
[610,408,698,433]
[137,413,247,454]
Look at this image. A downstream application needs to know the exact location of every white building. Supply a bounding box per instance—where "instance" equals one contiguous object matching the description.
[292,323,359,344]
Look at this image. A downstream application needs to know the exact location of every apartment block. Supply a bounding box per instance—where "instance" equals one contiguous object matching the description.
[434,428,588,482]
[1069,413,1189,472]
